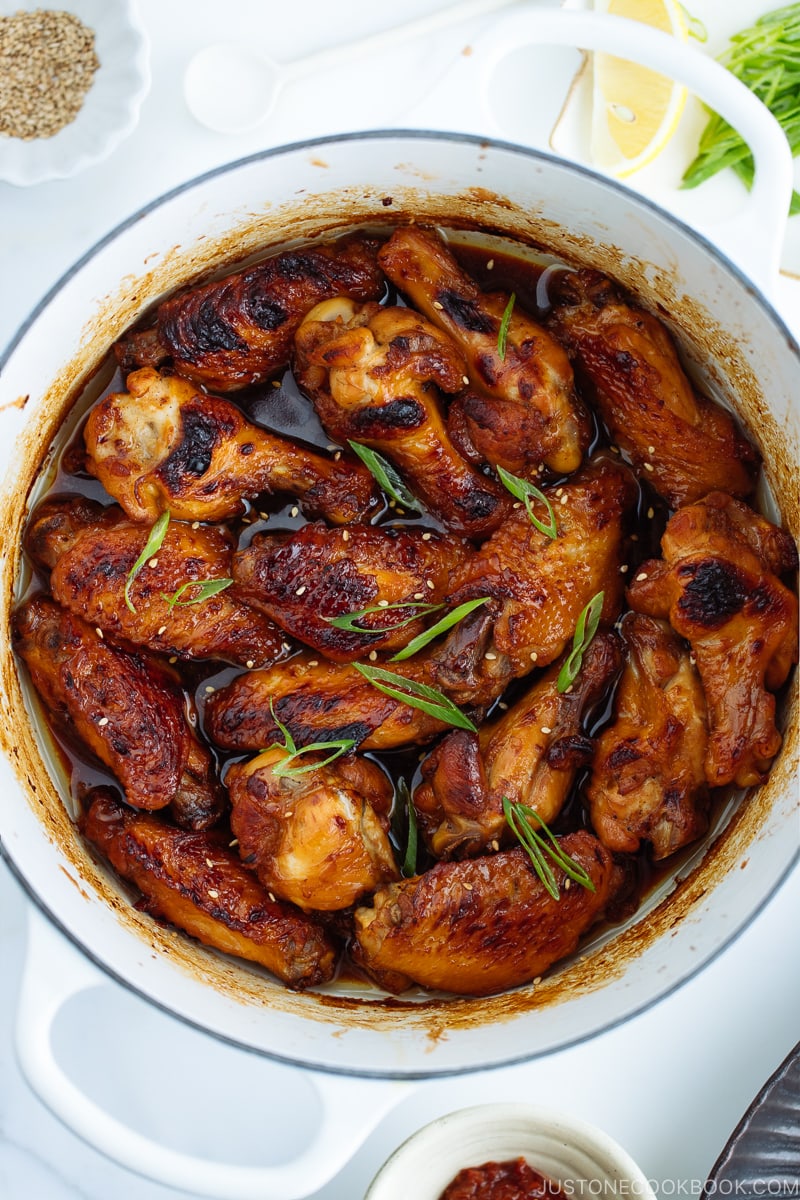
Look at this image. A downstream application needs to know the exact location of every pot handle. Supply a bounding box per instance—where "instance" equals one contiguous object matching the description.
[15,907,408,1199]
[406,7,793,294]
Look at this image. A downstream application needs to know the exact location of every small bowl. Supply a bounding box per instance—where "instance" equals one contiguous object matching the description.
[0,0,150,186]
[366,1104,656,1199]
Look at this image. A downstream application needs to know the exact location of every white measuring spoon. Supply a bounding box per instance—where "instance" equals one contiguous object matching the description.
[184,0,523,134]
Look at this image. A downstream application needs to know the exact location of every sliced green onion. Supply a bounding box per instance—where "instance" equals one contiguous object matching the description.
[353,662,477,731]
[264,698,354,777]
[497,292,516,360]
[557,591,604,694]
[161,578,233,609]
[324,601,443,635]
[347,441,422,512]
[396,778,418,877]
[268,738,356,778]
[390,597,490,662]
[124,511,170,614]
[496,466,558,539]
[503,797,596,901]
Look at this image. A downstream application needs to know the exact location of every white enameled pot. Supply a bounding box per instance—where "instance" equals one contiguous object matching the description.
[0,11,798,1199]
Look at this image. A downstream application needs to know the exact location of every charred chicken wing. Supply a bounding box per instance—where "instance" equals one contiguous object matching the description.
[352,833,624,996]
[415,634,621,859]
[436,456,637,690]
[32,497,286,667]
[294,299,510,537]
[115,234,385,392]
[13,597,224,829]
[627,493,798,788]
[84,367,379,525]
[81,789,337,988]
[378,226,589,475]
[226,750,398,911]
[546,269,759,508]
[587,613,710,859]
[232,520,469,661]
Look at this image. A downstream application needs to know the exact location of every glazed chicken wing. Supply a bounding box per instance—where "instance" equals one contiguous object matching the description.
[84,367,379,525]
[378,226,589,476]
[587,613,710,859]
[294,299,510,538]
[352,833,624,996]
[415,634,621,859]
[31,497,286,667]
[226,750,398,911]
[205,651,471,753]
[13,597,224,829]
[81,789,337,988]
[546,269,759,508]
[627,493,798,788]
[434,456,637,691]
[232,520,469,661]
[115,234,385,392]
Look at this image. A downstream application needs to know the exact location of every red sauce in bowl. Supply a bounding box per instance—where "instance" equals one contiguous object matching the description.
[439,1157,563,1199]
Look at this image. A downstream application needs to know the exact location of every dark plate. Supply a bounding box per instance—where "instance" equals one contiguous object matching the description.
[703,1041,800,1196]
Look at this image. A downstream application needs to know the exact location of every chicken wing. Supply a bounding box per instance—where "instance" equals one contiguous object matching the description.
[84,367,379,525]
[352,833,624,996]
[81,789,337,988]
[434,456,637,691]
[232,520,469,661]
[294,299,510,538]
[115,234,385,392]
[13,597,224,829]
[587,613,710,859]
[225,750,398,911]
[378,226,589,476]
[546,269,759,508]
[627,493,798,788]
[30,497,286,667]
[204,651,467,753]
[415,634,621,859]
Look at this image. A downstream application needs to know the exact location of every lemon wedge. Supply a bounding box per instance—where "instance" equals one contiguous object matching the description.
[590,0,688,178]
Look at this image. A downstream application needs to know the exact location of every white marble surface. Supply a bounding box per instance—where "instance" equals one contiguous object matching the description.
[0,1,798,1197]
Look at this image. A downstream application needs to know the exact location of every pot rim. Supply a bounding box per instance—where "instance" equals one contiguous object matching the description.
[1,127,798,1079]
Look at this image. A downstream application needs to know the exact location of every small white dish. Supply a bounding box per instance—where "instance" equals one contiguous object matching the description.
[0,0,150,186]
[366,1103,656,1199]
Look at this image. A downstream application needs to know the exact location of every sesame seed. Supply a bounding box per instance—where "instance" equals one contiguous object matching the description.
[643,461,655,473]
[490,839,500,851]
[148,557,158,568]
[497,702,508,711]
[630,533,639,542]
[530,651,538,662]
[295,585,306,596]
[97,716,109,727]
[246,660,255,669]
[413,592,425,600]
[484,651,497,660]
[564,878,572,890]
[647,507,655,519]
[396,508,405,516]
[342,530,350,541]
[378,599,390,607]
[421,532,432,541]
[369,650,378,661]
[426,579,435,590]
[462,375,469,385]
[433,301,444,310]
[648,445,655,455]
[95,627,103,638]
[533,976,542,985]
[689,654,697,666]
[290,506,299,518]
[169,656,177,664]
[268,892,277,902]
[610,445,620,454]
[636,572,648,582]
[191,521,200,529]
[157,624,167,634]
[540,726,552,735]
[334,451,342,461]
[205,858,214,869]
[619,565,628,574]
[563,685,573,694]
[326,444,338,453]
[512,501,522,509]
[208,889,219,899]
[560,494,568,505]
[259,511,269,520]
[486,259,495,269]
[205,685,215,694]
[555,488,564,497]
[281,643,291,653]
[229,838,238,847]
[272,380,281,388]
[308,660,319,667]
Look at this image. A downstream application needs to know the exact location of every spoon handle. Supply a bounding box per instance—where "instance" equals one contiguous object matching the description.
[281,0,524,82]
